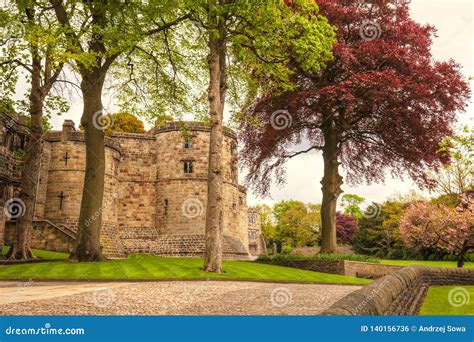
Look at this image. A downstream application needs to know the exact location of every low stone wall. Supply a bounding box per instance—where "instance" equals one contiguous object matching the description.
[323,266,474,315]
[5,220,74,253]
[344,261,402,278]
[262,259,401,278]
[261,260,346,275]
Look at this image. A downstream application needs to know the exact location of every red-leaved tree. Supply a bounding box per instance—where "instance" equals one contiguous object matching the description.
[239,0,470,252]
[336,212,358,245]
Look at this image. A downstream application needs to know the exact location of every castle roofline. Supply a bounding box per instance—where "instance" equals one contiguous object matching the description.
[150,121,237,139]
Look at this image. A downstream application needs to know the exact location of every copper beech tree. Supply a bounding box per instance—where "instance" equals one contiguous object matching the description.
[239,0,470,253]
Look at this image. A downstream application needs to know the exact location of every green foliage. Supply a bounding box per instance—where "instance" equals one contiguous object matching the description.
[430,193,461,208]
[281,245,292,255]
[273,200,320,247]
[256,204,276,243]
[353,201,416,259]
[257,253,379,263]
[340,194,365,220]
[435,126,474,196]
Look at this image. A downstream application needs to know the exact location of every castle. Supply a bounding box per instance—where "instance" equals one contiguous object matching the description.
[0,112,266,259]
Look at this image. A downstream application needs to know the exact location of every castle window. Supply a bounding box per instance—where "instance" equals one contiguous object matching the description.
[183,161,193,174]
[183,141,193,149]
[164,199,168,215]
[230,143,236,156]
[230,165,236,180]
[239,196,243,205]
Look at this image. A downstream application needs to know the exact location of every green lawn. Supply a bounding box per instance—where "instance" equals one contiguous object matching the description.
[380,259,474,268]
[0,252,371,285]
[419,286,474,315]
[0,246,68,260]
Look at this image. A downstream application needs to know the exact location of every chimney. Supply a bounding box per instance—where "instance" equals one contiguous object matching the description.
[61,120,76,141]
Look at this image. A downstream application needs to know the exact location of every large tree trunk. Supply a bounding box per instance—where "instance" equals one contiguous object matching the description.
[320,120,342,253]
[69,74,106,262]
[203,0,227,273]
[6,40,44,260]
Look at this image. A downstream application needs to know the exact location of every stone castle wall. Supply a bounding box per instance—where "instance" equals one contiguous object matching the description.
[1,114,257,259]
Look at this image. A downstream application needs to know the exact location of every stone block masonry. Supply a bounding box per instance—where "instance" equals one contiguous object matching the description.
[322,266,474,315]
[0,113,264,259]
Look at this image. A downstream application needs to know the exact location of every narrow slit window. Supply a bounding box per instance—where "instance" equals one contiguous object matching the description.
[183,161,193,174]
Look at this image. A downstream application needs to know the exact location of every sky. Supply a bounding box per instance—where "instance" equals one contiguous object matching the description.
[12,0,474,208]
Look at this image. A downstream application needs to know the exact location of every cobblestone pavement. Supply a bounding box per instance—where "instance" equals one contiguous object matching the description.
[0,280,361,315]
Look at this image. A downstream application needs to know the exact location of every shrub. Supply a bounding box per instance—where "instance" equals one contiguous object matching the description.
[257,253,379,263]
[281,245,292,255]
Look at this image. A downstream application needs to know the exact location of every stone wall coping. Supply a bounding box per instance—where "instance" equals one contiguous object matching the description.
[150,121,237,139]
[323,265,474,316]
[111,132,156,140]
[43,131,122,154]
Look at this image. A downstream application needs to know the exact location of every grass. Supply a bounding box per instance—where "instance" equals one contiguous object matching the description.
[0,246,68,260]
[419,286,474,315]
[380,259,474,268]
[0,252,371,285]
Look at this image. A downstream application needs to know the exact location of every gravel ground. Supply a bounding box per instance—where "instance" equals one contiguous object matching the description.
[0,280,360,315]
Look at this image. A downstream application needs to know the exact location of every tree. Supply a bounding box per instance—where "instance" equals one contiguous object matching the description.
[1,2,67,259]
[336,211,357,244]
[273,200,320,247]
[353,201,411,259]
[340,194,364,220]
[104,112,145,136]
[50,0,190,261]
[434,126,474,197]
[195,0,335,272]
[400,201,474,267]
[256,204,276,244]
[239,0,470,253]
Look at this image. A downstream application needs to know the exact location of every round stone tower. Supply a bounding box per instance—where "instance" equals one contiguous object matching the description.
[40,122,125,258]
[152,122,249,258]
